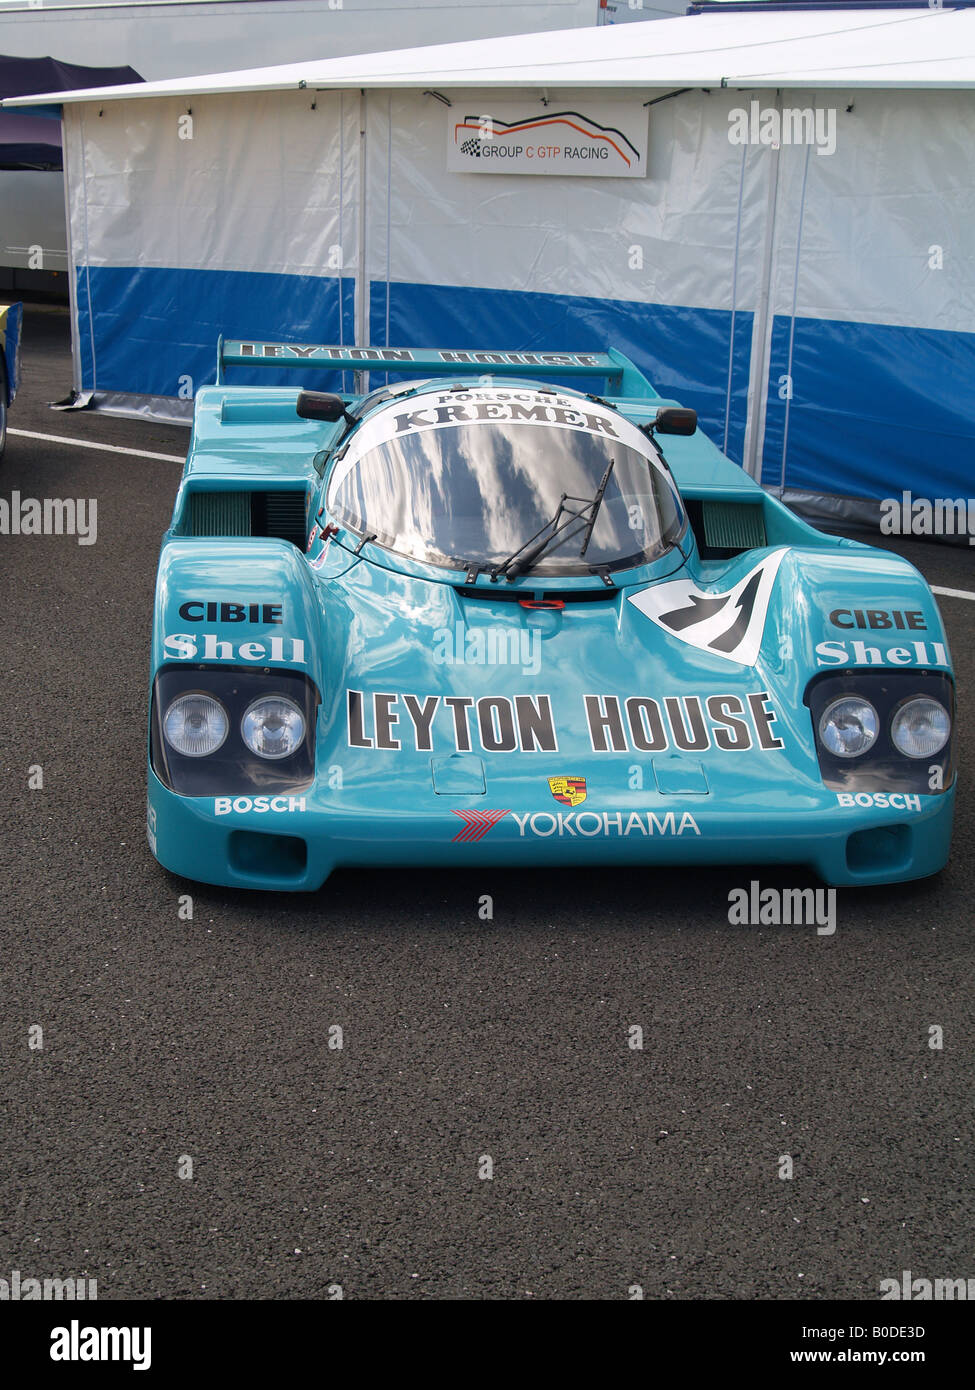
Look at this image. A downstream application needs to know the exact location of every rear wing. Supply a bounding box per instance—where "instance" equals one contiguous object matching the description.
[216,338,654,396]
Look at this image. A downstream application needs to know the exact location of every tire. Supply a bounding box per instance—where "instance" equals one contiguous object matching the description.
[0,356,7,463]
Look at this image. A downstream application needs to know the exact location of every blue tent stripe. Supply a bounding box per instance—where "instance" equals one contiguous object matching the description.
[75,266,356,396]
[760,315,975,501]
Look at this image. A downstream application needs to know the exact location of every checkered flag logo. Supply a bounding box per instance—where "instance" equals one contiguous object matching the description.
[460,137,483,157]
[451,809,510,842]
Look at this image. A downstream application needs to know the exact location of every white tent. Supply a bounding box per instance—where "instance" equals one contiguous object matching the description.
[7,5,975,512]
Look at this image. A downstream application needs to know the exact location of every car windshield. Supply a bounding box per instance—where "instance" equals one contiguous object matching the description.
[325,386,684,575]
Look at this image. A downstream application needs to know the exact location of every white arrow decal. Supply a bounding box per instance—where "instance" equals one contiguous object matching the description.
[628,549,788,666]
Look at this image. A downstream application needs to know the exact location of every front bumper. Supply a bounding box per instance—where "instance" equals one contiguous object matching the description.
[147,768,955,891]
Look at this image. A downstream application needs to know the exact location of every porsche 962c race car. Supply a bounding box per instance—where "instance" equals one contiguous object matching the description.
[147,340,955,890]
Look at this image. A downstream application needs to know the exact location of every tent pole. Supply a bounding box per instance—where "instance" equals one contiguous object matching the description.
[742,90,783,481]
[61,108,83,398]
[355,87,370,395]
[723,140,748,459]
[779,139,812,496]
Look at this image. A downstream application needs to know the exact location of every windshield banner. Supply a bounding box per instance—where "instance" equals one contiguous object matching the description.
[328,386,663,497]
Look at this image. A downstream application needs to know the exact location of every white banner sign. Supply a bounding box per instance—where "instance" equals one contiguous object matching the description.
[447,102,648,178]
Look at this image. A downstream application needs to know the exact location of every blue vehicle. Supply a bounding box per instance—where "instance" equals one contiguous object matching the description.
[148,340,956,891]
[0,301,23,461]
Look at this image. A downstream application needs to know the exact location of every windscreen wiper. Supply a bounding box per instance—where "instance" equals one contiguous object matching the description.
[489,459,615,582]
[577,458,616,558]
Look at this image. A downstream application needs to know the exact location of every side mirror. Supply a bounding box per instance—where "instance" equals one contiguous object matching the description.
[653,407,697,436]
[296,390,351,423]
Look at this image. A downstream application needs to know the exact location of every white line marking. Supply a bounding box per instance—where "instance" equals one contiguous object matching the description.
[8,427,184,463]
[932,585,975,601]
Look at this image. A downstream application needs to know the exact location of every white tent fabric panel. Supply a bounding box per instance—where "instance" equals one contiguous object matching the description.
[765,88,975,334]
[63,90,360,277]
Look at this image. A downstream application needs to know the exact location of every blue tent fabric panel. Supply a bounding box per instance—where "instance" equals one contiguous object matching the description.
[760,314,975,501]
[75,266,356,396]
[370,280,753,466]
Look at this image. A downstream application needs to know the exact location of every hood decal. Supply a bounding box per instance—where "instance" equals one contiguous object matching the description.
[628,549,788,667]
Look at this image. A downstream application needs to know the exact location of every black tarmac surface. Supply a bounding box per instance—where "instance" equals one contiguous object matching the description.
[1,306,972,1300]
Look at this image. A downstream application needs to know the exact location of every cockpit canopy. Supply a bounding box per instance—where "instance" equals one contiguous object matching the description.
[325,383,685,576]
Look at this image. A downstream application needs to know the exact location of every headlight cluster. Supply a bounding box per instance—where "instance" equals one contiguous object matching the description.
[809,670,954,796]
[163,693,306,761]
[151,666,319,797]
[819,695,949,761]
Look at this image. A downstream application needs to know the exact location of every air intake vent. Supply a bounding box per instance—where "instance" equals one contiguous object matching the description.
[702,500,767,552]
[254,491,306,548]
[189,492,250,537]
[188,490,307,549]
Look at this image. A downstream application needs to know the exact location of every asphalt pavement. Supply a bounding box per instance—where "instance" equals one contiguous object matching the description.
[0,305,972,1300]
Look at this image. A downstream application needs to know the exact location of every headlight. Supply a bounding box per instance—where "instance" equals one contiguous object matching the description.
[241,695,306,760]
[163,693,229,757]
[891,697,950,759]
[819,696,879,758]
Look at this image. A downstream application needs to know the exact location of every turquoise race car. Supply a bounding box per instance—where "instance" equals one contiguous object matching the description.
[147,340,955,891]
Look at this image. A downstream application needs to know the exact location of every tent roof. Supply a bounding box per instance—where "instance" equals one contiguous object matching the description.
[5,6,975,108]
